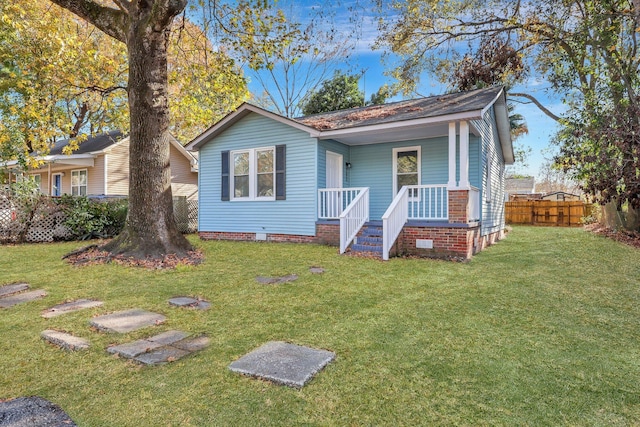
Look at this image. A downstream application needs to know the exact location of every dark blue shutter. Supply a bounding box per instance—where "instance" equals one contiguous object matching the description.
[221,150,230,201]
[275,145,286,200]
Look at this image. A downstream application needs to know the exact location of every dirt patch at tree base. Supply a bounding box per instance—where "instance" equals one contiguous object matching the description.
[64,244,203,269]
[584,223,640,249]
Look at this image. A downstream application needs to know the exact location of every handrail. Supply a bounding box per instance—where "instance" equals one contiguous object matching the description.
[406,184,448,220]
[381,186,409,261]
[339,188,369,254]
[318,187,368,219]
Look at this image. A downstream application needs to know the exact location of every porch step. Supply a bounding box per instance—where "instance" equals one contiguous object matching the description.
[350,223,383,257]
[351,243,382,253]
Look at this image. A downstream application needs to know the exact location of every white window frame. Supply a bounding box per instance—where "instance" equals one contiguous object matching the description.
[392,146,421,198]
[71,169,88,196]
[31,174,42,192]
[230,146,275,201]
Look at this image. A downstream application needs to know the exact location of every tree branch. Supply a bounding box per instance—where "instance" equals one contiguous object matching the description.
[509,92,561,122]
[49,0,128,43]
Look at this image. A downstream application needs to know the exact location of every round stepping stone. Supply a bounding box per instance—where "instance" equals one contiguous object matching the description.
[229,341,336,388]
[309,266,325,274]
[168,296,211,310]
[41,330,89,351]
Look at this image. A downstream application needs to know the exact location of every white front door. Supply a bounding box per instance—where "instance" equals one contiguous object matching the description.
[326,151,343,189]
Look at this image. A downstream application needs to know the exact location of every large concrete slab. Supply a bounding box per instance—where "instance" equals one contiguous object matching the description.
[0,396,77,427]
[0,289,46,309]
[41,330,90,351]
[229,341,336,388]
[0,283,29,298]
[89,309,166,333]
[42,299,104,318]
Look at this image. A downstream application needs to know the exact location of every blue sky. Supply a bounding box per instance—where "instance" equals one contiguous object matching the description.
[240,1,565,179]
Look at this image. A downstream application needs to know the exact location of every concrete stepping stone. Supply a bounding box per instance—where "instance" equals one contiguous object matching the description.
[229,341,336,389]
[0,289,47,309]
[134,346,191,366]
[168,296,211,310]
[107,330,188,358]
[41,329,90,351]
[255,274,298,285]
[309,266,325,274]
[0,396,77,427]
[0,282,29,298]
[89,309,166,333]
[107,330,209,365]
[42,299,104,318]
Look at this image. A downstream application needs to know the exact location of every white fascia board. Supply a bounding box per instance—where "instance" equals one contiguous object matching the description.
[316,110,483,140]
[186,103,320,151]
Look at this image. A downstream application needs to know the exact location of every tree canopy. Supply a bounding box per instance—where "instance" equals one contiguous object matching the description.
[375,0,640,208]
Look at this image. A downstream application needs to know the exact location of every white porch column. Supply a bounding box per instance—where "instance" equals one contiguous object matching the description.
[447,121,457,189]
[459,120,470,189]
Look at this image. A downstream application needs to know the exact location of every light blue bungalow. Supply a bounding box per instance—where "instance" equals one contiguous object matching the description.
[186,86,513,260]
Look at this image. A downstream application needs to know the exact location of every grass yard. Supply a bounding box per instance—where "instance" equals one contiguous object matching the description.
[1,226,640,426]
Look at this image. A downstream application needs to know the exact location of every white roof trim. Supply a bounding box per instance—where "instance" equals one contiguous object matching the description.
[316,110,483,140]
[186,103,320,151]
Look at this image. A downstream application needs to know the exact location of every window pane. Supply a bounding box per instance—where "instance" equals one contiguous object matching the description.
[397,173,418,192]
[234,175,249,197]
[79,171,87,185]
[234,152,249,175]
[397,151,418,173]
[257,149,274,173]
[257,173,274,197]
[71,172,79,186]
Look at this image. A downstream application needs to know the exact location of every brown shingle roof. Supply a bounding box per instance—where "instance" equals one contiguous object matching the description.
[295,86,504,131]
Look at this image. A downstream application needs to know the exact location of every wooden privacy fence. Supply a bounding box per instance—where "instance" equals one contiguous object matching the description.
[505,200,592,227]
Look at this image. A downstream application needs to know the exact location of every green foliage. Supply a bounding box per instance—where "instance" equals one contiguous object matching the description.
[56,195,127,239]
[213,0,358,117]
[375,0,640,208]
[300,70,365,115]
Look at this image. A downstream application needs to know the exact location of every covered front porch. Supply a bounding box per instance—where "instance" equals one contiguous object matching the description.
[315,117,483,260]
[317,184,480,260]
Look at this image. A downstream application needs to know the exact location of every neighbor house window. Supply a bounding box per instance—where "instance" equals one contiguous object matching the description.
[31,174,41,192]
[231,147,274,200]
[71,169,87,196]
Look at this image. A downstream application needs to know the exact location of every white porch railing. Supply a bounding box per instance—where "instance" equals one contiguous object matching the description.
[318,188,367,219]
[406,184,449,220]
[468,186,480,222]
[339,188,369,254]
[381,186,409,261]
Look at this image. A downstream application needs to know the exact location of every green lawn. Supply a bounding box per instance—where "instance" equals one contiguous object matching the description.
[1,226,639,426]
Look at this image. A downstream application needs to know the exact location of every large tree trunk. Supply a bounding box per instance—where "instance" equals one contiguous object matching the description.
[103,2,192,258]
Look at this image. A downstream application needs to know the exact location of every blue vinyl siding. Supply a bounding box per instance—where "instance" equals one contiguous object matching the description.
[318,140,350,188]
[198,113,318,236]
[348,137,480,220]
[473,107,506,236]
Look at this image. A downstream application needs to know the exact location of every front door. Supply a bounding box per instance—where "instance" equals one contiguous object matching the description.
[325,151,343,217]
[52,174,62,197]
[326,151,343,189]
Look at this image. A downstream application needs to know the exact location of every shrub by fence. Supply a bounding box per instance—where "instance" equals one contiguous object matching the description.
[0,191,198,244]
[505,200,593,227]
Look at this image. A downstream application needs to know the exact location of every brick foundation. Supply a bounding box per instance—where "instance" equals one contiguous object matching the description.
[199,231,316,244]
